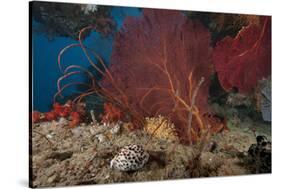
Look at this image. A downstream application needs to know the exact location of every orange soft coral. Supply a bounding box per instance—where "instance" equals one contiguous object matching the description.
[53,101,72,118]
[101,103,123,124]
[44,111,58,121]
[69,112,81,128]
[32,100,85,128]
[32,111,42,123]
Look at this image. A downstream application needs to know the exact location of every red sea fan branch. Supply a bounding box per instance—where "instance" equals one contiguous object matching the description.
[213,17,271,94]
[100,9,214,142]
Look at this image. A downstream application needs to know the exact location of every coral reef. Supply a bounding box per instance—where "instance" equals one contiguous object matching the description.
[53,9,269,146]
[53,9,232,144]
[31,114,270,187]
[31,6,272,187]
[213,17,271,94]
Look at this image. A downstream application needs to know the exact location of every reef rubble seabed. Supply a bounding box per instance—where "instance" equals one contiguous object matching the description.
[31,116,271,187]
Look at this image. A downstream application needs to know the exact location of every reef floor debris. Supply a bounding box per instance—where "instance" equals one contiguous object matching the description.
[31,114,270,187]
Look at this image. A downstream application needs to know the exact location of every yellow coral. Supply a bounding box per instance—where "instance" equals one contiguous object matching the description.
[144,115,178,142]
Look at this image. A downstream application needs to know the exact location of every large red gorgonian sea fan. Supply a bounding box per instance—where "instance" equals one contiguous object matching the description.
[100,9,215,143]
[213,17,271,94]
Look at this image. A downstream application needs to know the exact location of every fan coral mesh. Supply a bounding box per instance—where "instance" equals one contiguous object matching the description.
[100,9,214,142]
[213,17,271,94]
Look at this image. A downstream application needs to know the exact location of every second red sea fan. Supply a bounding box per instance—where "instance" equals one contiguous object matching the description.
[100,9,213,141]
[213,17,271,94]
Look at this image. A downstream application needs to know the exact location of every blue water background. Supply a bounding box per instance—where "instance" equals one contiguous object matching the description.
[32,7,141,112]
